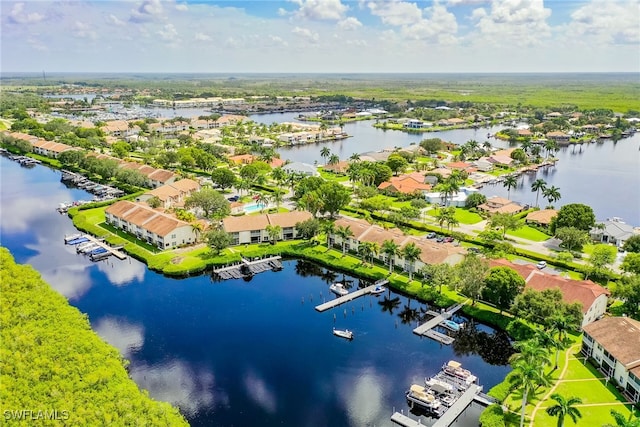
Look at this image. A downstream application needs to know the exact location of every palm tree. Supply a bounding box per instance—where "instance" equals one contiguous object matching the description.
[381,240,400,274]
[190,222,204,242]
[531,179,547,207]
[335,225,354,256]
[358,241,374,265]
[265,224,282,245]
[321,221,335,248]
[545,140,559,158]
[510,357,551,427]
[401,243,422,281]
[270,191,284,210]
[328,154,340,166]
[447,214,460,231]
[482,141,492,153]
[604,410,640,427]
[503,174,518,199]
[254,193,269,212]
[320,147,331,165]
[543,185,561,206]
[545,393,582,427]
[349,153,361,162]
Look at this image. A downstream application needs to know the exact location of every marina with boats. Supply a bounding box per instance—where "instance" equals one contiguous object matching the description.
[64,233,127,262]
[392,360,495,427]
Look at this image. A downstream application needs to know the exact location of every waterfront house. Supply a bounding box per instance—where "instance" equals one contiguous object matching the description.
[222,211,313,244]
[377,175,432,195]
[136,178,200,209]
[30,139,78,158]
[473,157,494,172]
[477,196,524,214]
[283,162,319,177]
[323,161,350,174]
[330,216,466,272]
[105,201,198,249]
[581,317,640,403]
[590,218,638,249]
[525,209,558,227]
[546,131,570,145]
[424,187,478,207]
[489,259,610,326]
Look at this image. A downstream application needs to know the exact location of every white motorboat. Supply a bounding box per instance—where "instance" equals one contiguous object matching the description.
[406,384,441,411]
[370,285,386,295]
[443,360,478,385]
[333,328,354,340]
[330,282,349,296]
[441,319,463,331]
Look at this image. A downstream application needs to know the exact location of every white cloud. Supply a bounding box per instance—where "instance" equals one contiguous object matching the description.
[291,0,348,20]
[94,317,144,358]
[73,20,97,40]
[447,0,490,5]
[130,0,164,23]
[367,0,423,26]
[107,14,126,26]
[470,0,551,46]
[243,371,277,414]
[338,17,362,31]
[268,35,288,46]
[292,26,320,43]
[401,3,458,42]
[567,0,640,45]
[157,23,179,42]
[195,32,212,41]
[175,3,188,12]
[8,2,45,24]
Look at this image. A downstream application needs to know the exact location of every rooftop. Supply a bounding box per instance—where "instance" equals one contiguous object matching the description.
[583,317,640,375]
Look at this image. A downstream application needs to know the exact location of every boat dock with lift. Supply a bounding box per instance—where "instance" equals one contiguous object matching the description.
[314,279,389,312]
[213,256,283,280]
[412,302,467,345]
[391,360,494,427]
[64,234,126,261]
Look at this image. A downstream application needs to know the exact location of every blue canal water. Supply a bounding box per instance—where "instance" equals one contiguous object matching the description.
[1,156,512,426]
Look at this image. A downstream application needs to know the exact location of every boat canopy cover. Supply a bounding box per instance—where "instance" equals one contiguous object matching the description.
[447,360,462,369]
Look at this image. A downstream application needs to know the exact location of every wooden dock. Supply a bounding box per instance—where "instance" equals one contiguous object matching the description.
[431,384,482,427]
[390,411,424,427]
[213,256,282,280]
[413,302,466,345]
[83,235,127,260]
[314,279,389,312]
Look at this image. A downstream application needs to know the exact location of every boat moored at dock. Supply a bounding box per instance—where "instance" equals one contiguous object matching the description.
[329,282,349,296]
[442,360,478,386]
[406,384,443,414]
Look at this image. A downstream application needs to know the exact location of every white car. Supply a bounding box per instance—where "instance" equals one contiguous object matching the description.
[536,261,547,269]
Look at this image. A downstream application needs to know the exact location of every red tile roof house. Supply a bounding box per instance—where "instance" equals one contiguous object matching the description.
[105,200,198,249]
[222,211,314,245]
[477,196,524,215]
[377,175,432,195]
[136,178,201,209]
[331,216,466,274]
[30,139,79,158]
[581,317,640,404]
[489,259,610,327]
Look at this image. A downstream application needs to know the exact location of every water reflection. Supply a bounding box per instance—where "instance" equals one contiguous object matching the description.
[337,367,388,426]
[243,370,277,414]
[452,321,515,366]
[96,258,145,286]
[130,360,221,418]
[93,317,144,359]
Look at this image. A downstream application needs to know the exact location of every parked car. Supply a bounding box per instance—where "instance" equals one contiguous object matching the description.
[536,261,547,269]
[444,237,454,243]
[227,195,239,202]
[426,232,437,239]
[468,247,481,253]
[436,236,445,243]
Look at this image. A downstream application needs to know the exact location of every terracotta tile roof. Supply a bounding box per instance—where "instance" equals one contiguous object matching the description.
[489,259,610,314]
[222,214,270,233]
[105,200,188,237]
[377,175,432,194]
[478,196,524,214]
[148,169,175,182]
[526,209,558,225]
[8,132,38,142]
[266,211,313,227]
[446,161,473,170]
[105,200,138,217]
[169,178,200,193]
[147,185,180,202]
[143,215,183,237]
[583,317,640,370]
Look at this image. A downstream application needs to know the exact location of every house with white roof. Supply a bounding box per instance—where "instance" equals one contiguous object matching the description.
[591,218,638,249]
[283,162,319,177]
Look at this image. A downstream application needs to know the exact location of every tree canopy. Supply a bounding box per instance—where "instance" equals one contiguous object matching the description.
[0,248,187,426]
[481,267,526,312]
[185,188,230,219]
[550,203,596,233]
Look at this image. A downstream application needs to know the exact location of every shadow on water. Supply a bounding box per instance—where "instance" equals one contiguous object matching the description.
[452,320,515,366]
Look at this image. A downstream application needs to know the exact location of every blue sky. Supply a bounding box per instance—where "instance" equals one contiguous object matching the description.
[2,0,639,73]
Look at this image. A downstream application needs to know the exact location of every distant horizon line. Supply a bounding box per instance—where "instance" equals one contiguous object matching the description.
[2,71,639,76]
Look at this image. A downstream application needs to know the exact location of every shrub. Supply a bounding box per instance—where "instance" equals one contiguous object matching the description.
[505,319,536,341]
[479,404,506,427]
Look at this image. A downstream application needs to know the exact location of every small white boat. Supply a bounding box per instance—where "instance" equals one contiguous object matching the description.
[441,319,463,331]
[333,328,354,340]
[370,285,386,295]
[64,233,82,243]
[330,282,349,296]
[443,360,478,385]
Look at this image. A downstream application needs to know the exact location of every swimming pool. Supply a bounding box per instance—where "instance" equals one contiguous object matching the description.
[243,202,265,213]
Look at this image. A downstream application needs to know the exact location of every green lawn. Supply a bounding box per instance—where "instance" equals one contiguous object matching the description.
[318,169,349,182]
[507,225,551,242]
[454,208,483,225]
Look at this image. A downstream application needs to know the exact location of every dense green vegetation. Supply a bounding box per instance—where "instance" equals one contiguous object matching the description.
[0,248,188,426]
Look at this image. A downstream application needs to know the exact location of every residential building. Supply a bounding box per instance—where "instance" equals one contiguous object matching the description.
[136,178,201,209]
[377,175,432,195]
[330,216,466,273]
[283,162,319,177]
[477,196,524,214]
[30,139,77,158]
[546,131,570,144]
[489,259,610,326]
[591,218,638,249]
[222,211,313,245]
[525,209,558,227]
[424,187,479,207]
[582,317,640,403]
[105,201,198,249]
